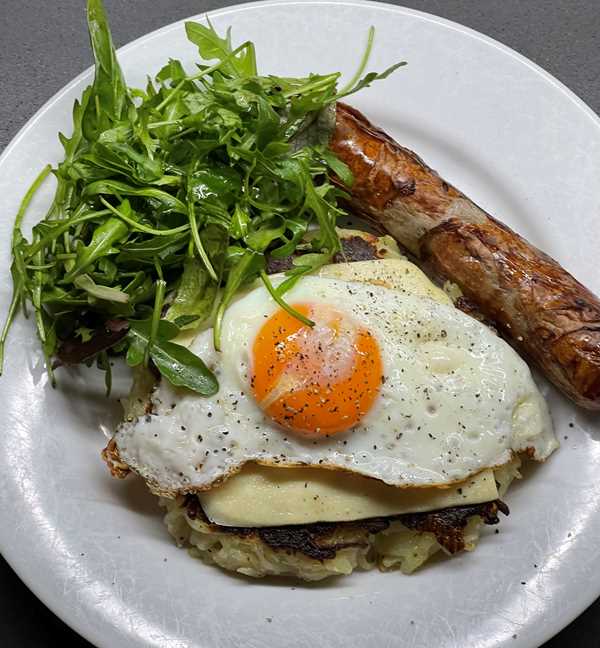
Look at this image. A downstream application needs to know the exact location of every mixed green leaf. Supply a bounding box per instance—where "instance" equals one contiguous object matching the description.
[1,0,404,394]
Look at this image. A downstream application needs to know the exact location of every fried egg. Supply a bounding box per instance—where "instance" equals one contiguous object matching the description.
[114,273,557,495]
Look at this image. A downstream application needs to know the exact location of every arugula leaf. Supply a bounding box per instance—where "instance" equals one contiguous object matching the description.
[125,332,145,367]
[245,218,286,252]
[318,148,354,187]
[57,87,92,170]
[259,270,314,327]
[303,177,341,255]
[149,339,219,395]
[229,203,250,238]
[213,249,263,350]
[64,209,129,281]
[127,278,155,305]
[0,165,52,373]
[275,251,332,296]
[116,232,189,264]
[84,0,132,140]
[128,318,180,342]
[173,314,201,328]
[335,62,406,101]
[189,166,241,206]
[83,180,188,214]
[185,21,257,78]
[87,141,164,183]
[166,257,216,328]
[75,326,95,343]
[127,319,218,395]
[126,317,179,366]
[186,22,233,64]
[268,217,308,258]
[74,274,130,303]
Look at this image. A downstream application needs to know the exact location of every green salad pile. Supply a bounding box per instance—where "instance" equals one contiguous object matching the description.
[1,0,403,395]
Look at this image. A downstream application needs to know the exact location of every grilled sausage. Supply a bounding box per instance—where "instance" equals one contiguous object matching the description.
[330,102,600,410]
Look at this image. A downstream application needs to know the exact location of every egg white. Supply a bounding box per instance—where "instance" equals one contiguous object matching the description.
[114,275,557,494]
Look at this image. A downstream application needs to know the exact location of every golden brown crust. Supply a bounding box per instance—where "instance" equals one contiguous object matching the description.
[101,439,131,479]
[331,102,600,409]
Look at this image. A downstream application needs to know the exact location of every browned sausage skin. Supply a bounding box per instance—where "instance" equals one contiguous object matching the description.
[330,102,600,410]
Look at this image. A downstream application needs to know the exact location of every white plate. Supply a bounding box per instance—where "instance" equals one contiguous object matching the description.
[1,1,599,646]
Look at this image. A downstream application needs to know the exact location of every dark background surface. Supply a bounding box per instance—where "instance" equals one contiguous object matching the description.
[1,1,599,646]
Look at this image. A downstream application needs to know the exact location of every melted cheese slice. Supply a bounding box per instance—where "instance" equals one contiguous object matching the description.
[199,464,498,527]
[318,258,452,306]
[199,256,495,527]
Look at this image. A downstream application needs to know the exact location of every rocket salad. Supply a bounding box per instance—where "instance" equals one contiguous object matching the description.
[0,0,403,395]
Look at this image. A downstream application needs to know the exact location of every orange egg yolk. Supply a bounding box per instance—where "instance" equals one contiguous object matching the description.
[250,303,383,437]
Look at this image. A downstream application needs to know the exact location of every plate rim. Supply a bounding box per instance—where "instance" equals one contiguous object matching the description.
[1,1,599,647]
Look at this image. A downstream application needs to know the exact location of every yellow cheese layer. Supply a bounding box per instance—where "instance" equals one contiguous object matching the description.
[199,464,498,527]
[318,258,452,306]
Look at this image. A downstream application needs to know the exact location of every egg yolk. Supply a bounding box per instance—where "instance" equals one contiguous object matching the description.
[250,303,383,437]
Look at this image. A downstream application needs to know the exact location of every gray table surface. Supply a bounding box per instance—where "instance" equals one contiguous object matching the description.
[1,1,599,646]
